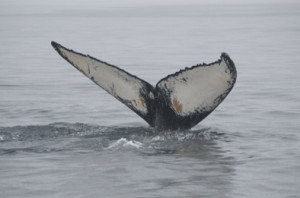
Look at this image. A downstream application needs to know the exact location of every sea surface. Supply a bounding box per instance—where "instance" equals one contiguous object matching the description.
[0,1,300,197]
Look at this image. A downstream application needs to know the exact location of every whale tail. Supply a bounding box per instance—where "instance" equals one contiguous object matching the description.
[51,41,236,130]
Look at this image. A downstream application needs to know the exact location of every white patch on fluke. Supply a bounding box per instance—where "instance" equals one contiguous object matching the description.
[157,57,235,115]
[58,46,148,114]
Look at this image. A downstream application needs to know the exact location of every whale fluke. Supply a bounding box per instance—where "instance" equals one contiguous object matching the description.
[51,41,237,130]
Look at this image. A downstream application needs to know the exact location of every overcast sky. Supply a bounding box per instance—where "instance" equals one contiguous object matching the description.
[1,0,299,15]
[2,0,299,7]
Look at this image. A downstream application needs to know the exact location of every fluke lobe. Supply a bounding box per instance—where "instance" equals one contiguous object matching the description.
[51,41,237,130]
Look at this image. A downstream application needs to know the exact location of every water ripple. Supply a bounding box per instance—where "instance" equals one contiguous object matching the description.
[0,123,226,155]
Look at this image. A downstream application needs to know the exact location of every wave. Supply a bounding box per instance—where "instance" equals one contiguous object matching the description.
[0,122,227,155]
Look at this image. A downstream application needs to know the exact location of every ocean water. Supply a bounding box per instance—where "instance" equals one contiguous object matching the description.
[0,1,300,197]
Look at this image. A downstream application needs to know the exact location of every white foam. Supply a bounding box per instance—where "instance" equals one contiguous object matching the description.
[106,138,143,150]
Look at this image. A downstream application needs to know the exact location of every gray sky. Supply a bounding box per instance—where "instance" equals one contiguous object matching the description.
[1,0,298,15]
[2,0,299,7]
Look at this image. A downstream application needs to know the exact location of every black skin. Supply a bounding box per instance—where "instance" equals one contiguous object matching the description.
[153,88,211,131]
